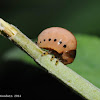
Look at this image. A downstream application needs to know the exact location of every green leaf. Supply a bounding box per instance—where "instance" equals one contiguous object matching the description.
[68,34,100,88]
[2,34,100,88]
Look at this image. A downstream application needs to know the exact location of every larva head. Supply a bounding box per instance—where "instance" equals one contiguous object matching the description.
[37,27,77,65]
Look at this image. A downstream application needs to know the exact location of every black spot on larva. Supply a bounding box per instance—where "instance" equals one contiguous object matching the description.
[59,41,62,44]
[63,45,67,48]
[44,39,46,41]
[48,38,51,41]
[40,41,41,43]
[54,39,57,42]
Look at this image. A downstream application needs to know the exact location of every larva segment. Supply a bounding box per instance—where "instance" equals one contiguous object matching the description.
[38,27,77,65]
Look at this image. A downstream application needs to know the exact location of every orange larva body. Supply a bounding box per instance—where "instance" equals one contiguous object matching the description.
[38,27,77,65]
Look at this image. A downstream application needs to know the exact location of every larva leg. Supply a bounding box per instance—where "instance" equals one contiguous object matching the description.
[41,52,48,56]
[55,59,59,65]
[50,55,55,61]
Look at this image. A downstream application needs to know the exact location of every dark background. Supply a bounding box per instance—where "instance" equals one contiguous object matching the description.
[0,0,100,99]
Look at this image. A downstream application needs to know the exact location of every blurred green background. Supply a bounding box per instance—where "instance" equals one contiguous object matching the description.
[0,0,100,99]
